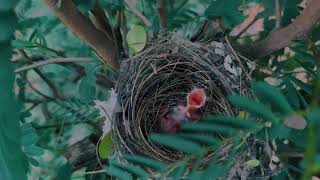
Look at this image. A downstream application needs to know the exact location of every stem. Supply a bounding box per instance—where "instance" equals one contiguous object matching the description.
[157,0,167,32]
[303,124,317,180]
[275,0,281,29]
[15,57,94,73]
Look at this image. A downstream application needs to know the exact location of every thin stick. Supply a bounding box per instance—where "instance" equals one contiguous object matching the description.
[234,17,259,39]
[225,37,251,79]
[124,0,152,27]
[15,58,94,73]
[275,0,281,29]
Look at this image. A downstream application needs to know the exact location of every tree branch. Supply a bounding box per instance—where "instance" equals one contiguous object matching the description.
[238,0,320,59]
[15,57,94,73]
[124,0,152,27]
[34,68,65,99]
[275,0,281,29]
[16,49,65,98]
[43,0,119,69]
[157,0,167,31]
[90,3,114,41]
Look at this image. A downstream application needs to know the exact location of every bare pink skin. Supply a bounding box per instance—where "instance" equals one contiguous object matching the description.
[159,88,207,133]
[187,88,206,109]
[185,88,206,121]
[159,106,188,133]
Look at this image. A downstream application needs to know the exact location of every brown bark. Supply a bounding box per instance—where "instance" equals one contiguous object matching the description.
[239,0,320,59]
[157,0,167,30]
[43,0,119,69]
[91,3,114,41]
[63,137,98,170]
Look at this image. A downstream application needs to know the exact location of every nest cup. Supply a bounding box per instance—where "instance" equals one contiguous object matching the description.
[113,36,248,163]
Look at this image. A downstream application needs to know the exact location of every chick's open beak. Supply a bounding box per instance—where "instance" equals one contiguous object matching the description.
[187,88,206,109]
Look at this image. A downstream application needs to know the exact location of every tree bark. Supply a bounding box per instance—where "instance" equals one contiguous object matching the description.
[43,0,119,69]
[157,0,167,30]
[239,0,320,59]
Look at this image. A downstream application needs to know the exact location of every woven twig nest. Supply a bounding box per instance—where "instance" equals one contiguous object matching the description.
[112,36,249,163]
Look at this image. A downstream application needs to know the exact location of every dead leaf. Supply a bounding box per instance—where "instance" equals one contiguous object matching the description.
[284,115,307,130]
[94,89,118,136]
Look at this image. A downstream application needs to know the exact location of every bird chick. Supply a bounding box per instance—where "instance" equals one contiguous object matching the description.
[159,106,188,133]
[159,88,207,133]
[185,88,206,121]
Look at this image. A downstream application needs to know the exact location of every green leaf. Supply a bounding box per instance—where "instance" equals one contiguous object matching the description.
[205,0,244,28]
[109,160,149,179]
[98,132,114,160]
[21,131,39,147]
[281,0,302,26]
[183,122,237,136]
[127,25,147,53]
[178,133,220,148]
[288,76,312,95]
[74,0,95,12]
[256,0,275,17]
[308,108,320,125]
[246,159,260,167]
[23,146,44,156]
[0,8,28,180]
[169,161,187,179]
[293,49,317,63]
[203,164,228,179]
[188,170,203,179]
[283,77,302,109]
[0,11,17,42]
[124,155,166,171]
[105,165,133,180]
[0,0,18,11]
[311,25,320,41]
[21,123,39,146]
[78,77,96,102]
[252,81,293,115]
[206,115,258,130]
[228,95,276,121]
[56,162,72,180]
[28,157,40,167]
[149,134,203,156]
[268,123,291,139]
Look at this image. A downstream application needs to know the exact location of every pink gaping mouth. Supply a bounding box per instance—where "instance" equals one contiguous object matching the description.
[187,88,206,109]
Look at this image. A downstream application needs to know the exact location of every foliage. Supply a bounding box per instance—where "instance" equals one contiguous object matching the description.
[0,0,28,179]
[126,25,147,53]
[205,0,244,29]
[0,0,319,179]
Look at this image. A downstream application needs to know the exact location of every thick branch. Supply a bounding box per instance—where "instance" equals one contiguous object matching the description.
[63,137,98,170]
[157,0,167,30]
[91,3,114,41]
[43,0,118,69]
[239,0,320,59]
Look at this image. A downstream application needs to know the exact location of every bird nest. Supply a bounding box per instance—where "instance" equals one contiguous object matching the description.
[112,36,250,163]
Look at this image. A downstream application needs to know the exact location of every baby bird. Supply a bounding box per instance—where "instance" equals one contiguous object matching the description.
[185,88,206,121]
[159,88,207,133]
[159,106,188,133]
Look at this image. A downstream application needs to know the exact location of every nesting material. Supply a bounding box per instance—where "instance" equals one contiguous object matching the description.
[112,36,249,163]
